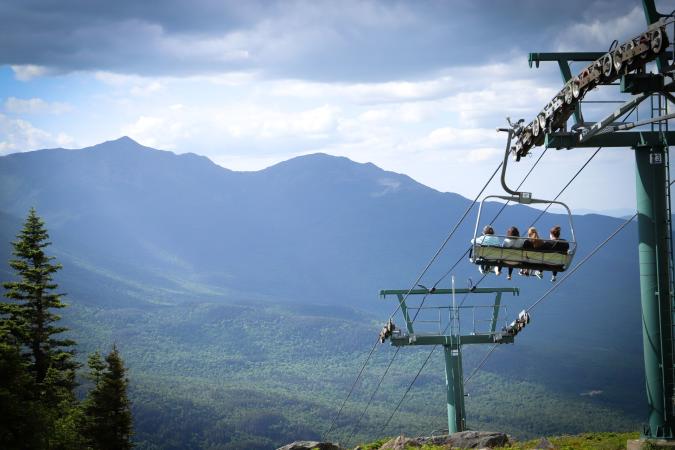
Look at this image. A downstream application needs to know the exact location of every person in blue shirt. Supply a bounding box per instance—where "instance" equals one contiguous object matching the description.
[471,225,500,246]
[471,225,500,274]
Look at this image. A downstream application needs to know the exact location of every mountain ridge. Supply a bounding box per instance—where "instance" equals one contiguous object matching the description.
[0,136,648,447]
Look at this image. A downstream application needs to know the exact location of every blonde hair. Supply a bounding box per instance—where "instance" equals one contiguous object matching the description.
[528,227,544,248]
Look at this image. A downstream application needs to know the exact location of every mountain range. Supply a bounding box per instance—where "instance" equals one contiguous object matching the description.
[0,137,649,448]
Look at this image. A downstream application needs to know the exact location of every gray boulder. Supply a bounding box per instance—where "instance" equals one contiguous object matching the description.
[380,431,511,449]
[276,441,343,450]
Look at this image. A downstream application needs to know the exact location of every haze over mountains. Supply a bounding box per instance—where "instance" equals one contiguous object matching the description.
[0,137,649,448]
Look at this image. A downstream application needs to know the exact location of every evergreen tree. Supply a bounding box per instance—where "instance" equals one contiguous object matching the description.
[1,208,77,392]
[0,328,49,449]
[83,345,134,450]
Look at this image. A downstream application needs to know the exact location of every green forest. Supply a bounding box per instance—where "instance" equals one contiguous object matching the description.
[1,209,133,449]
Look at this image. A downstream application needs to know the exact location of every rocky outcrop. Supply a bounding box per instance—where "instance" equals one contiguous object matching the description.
[379,431,511,449]
[276,441,343,450]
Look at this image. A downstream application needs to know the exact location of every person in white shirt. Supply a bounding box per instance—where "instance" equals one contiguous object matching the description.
[501,226,523,280]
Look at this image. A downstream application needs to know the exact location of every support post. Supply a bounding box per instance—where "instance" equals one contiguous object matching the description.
[443,345,465,433]
[635,143,675,438]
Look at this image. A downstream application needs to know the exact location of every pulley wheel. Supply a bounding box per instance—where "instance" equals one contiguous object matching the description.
[532,118,540,137]
[651,28,663,54]
[613,48,624,72]
[571,78,581,99]
[602,53,613,78]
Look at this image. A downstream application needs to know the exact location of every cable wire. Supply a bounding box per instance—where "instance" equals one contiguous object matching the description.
[526,211,637,313]
[530,147,601,227]
[379,341,440,433]
[344,347,401,446]
[357,147,549,438]
[463,344,498,385]
[378,144,613,433]
[323,338,380,439]
[325,160,503,439]
[386,161,504,323]
[382,210,640,434]
[421,148,549,312]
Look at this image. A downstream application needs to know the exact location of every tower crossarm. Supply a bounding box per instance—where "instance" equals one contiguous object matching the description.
[512,19,672,160]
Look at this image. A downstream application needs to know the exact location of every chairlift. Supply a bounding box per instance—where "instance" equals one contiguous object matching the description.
[469,195,577,275]
[468,120,577,276]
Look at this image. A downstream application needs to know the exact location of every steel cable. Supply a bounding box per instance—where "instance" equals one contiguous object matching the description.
[325,160,503,440]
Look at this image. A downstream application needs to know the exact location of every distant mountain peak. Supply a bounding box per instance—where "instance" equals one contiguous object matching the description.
[88,136,151,152]
[114,136,137,144]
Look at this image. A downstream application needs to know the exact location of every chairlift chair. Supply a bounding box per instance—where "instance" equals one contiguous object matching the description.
[469,195,577,275]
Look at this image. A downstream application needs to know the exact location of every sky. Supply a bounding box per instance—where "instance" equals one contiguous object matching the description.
[1,0,674,214]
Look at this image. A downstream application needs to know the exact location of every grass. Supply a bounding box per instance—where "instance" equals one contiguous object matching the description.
[358,432,641,450]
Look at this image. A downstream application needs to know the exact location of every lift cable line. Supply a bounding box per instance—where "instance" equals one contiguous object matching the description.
[386,161,504,323]
[526,209,641,313]
[379,334,442,433]
[379,174,667,437]
[463,343,498,386]
[344,347,402,445]
[383,130,608,435]
[458,207,650,395]
[530,146,601,226]
[344,151,548,442]
[529,103,636,227]
[323,338,380,439]
[325,160,504,440]
[412,147,550,327]
[353,149,549,440]
[379,207,644,435]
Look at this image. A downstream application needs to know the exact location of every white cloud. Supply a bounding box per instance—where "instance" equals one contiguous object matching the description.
[269,76,455,104]
[555,7,644,51]
[10,65,52,81]
[4,97,73,115]
[95,72,167,97]
[0,113,74,154]
[120,115,190,149]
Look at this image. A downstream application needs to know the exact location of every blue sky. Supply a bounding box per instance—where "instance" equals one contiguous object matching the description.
[1,0,673,214]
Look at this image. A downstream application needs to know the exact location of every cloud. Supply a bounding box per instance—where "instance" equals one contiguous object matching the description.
[0,0,643,82]
[555,6,645,52]
[0,113,74,154]
[4,97,73,115]
[120,115,189,149]
[10,65,52,81]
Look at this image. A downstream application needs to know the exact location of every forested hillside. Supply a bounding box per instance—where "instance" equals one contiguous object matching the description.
[0,138,647,448]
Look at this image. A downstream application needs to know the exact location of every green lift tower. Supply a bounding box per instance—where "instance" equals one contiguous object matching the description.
[512,0,675,439]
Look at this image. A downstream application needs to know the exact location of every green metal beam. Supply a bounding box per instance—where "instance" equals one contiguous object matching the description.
[528,52,606,67]
[380,287,519,297]
[397,294,414,334]
[391,333,513,346]
[491,293,502,334]
[444,346,465,433]
[545,131,675,149]
[563,64,583,125]
[635,142,675,438]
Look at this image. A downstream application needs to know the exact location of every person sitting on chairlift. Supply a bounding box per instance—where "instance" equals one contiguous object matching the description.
[471,225,500,275]
[545,225,569,283]
[520,227,544,279]
[501,226,523,280]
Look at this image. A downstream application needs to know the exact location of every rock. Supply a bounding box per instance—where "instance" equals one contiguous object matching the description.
[276,441,343,450]
[392,431,510,449]
[535,437,555,449]
[446,431,511,448]
[380,435,420,450]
